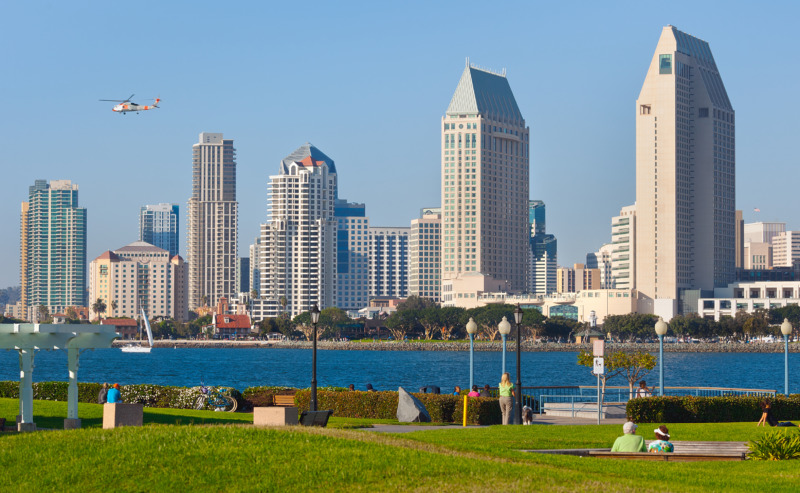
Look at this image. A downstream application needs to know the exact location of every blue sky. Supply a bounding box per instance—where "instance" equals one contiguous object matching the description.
[2,0,798,288]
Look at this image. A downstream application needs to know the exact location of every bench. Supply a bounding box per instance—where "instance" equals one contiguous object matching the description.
[273,395,296,407]
[299,410,334,427]
[589,441,749,462]
[588,451,746,461]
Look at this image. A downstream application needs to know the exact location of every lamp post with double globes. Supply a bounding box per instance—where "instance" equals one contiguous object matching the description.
[498,316,511,375]
[310,304,321,412]
[466,317,478,390]
[514,304,524,425]
[781,318,792,396]
[654,317,668,397]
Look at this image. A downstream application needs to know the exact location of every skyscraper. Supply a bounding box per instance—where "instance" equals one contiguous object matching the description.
[611,204,636,290]
[441,60,530,301]
[335,199,370,312]
[139,203,179,257]
[528,200,557,295]
[410,208,442,302]
[22,179,87,314]
[368,226,410,299]
[187,133,238,310]
[635,27,735,313]
[255,143,337,319]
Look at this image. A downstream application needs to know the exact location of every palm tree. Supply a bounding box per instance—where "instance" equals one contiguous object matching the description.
[91,298,107,321]
[110,300,118,317]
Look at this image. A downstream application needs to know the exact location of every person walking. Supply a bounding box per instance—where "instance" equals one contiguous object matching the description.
[107,383,122,404]
[97,383,109,404]
[498,372,515,425]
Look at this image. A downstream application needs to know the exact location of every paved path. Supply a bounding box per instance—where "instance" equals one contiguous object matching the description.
[366,415,627,433]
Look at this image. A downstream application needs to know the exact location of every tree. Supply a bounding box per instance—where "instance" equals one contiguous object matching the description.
[385,309,418,341]
[65,307,78,321]
[742,309,770,339]
[438,307,465,340]
[522,309,546,341]
[578,350,656,398]
[110,300,118,317]
[395,295,436,312]
[91,298,107,321]
[603,314,659,342]
[418,306,441,340]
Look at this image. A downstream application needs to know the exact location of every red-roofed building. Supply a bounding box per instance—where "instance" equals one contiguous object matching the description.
[102,318,139,340]
[213,313,252,339]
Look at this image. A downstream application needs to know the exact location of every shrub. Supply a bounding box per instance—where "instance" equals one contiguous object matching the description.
[240,386,295,410]
[749,429,800,460]
[293,389,500,424]
[626,395,800,423]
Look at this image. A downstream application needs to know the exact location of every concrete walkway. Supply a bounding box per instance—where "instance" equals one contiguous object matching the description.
[366,415,627,433]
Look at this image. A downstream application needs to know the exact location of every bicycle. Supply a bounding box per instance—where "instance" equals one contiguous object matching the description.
[194,382,238,412]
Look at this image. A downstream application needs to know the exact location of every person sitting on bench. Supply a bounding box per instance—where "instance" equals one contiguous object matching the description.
[648,425,674,453]
[611,421,646,452]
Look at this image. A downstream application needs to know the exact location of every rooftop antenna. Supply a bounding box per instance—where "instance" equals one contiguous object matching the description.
[466,56,470,68]
[502,68,507,77]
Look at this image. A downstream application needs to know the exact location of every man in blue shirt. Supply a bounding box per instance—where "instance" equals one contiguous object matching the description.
[107,383,122,403]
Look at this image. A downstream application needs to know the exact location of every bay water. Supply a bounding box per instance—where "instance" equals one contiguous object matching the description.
[1,348,797,394]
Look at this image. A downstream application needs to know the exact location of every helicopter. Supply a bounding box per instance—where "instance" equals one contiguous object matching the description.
[100,94,160,114]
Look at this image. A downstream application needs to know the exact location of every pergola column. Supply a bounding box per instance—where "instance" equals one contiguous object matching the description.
[18,349,37,432]
[64,347,81,429]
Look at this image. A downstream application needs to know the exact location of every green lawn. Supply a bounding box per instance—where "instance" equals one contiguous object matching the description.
[2,398,800,492]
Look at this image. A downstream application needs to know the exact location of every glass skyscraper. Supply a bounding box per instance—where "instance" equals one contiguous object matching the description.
[139,203,179,257]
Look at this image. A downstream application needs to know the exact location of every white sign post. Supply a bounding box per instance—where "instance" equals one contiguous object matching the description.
[593,356,604,425]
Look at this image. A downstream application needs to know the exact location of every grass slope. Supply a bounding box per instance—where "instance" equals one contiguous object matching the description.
[2,399,800,492]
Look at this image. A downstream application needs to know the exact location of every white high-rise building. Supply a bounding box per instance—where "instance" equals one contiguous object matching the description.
[744,222,786,244]
[255,143,337,320]
[441,60,530,299]
[410,208,441,302]
[611,205,636,290]
[772,231,800,268]
[587,243,613,289]
[368,227,410,299]
[635,27,735,313]
[187,133,238,310]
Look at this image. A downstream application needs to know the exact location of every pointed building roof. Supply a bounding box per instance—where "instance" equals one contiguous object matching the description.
[281,143,336,174]
[94,251,121,262]
[446,62,524,124]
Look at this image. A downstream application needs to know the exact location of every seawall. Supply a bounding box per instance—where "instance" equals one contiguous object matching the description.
[113,340,800,353]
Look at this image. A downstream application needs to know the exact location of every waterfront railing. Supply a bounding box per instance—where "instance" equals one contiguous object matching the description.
[486,386,777,414]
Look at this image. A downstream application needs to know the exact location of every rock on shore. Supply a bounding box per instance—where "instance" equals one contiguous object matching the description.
[112,340,798,353]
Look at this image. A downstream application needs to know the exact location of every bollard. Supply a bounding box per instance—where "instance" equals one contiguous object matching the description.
[463,395,468,427]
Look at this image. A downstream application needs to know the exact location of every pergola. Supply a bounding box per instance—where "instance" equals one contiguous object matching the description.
[0,323,118,431]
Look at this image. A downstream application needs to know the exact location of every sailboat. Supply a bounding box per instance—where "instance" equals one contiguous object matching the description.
[121,309,154,353]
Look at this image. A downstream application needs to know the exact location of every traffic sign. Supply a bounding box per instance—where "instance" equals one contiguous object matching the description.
[593,357,604,375]
[593,340,605,357]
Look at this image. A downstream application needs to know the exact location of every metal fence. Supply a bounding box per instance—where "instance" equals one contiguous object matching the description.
[491,386,777,414]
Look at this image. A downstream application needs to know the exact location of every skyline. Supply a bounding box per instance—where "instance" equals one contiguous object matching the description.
[2,1,800,288]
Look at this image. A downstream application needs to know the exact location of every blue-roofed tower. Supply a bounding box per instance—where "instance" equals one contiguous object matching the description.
[441,60,530,305]
[635,26,735,316]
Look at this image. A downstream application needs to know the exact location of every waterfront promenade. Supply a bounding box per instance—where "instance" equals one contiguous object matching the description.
[117,339,800,353]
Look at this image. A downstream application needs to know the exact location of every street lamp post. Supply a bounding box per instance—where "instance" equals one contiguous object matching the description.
[310,304,321,412]
[654,317,668,397]
[466,317,478,390]
[498,316,511,375]
[514,304,524,425]
[781,318,792,396]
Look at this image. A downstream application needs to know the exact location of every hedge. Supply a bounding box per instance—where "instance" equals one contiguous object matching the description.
[294,389,501,425]
[0,381,239,411]
[626,395,800,423]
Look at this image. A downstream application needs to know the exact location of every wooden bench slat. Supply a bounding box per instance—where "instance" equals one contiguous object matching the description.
[273,395,296,406]
[589,451,746,462]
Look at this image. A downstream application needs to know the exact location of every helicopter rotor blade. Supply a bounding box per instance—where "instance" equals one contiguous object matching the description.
[99,99,125,102]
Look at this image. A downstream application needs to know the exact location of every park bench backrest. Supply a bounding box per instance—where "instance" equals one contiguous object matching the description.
[300,410,333,427]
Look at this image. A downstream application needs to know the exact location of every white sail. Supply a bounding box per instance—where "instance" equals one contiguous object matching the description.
[141,309,154,347]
